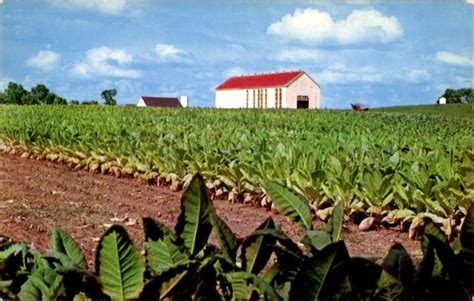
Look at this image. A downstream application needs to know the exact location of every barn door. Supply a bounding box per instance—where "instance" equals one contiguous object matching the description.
[297,95,309,109]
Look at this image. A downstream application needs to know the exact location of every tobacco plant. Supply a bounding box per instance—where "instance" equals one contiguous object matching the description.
[1,174,473,300]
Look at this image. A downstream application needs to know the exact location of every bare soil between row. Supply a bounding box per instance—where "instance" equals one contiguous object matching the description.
[0,154,421,268]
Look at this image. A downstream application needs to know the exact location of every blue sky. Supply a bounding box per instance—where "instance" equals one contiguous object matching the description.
[0,0,472,108]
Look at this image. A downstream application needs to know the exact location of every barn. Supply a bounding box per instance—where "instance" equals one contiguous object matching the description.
[137,96,188,108]
[215,70,321,109]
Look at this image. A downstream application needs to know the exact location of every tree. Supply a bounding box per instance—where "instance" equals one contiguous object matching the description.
[0,91,4,104]
[70,100,80,105]
[53,95,67,105]
[43,92,57,105]
[81,100,99,105]
[440,88,473,104]
[4,82,28,104]
[101,89,117,105]
[31,84,50,104]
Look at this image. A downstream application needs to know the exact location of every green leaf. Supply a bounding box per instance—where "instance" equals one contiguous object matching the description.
[175,173,213,255]
[348,257,404,300]
[225,271,281,301]
[95,225,145,301]
[143,217,175,242]
[246,228,302,256]
[264,181,312,230]
[302,230,332,252]
[290,241,350,300]
[140,263,197,300]
[51,228,86,269]
[146,236,189,276]
[460,203,474,279]
[210,212,240,262]
[374,270,404,300]
[241,218,276,275]
[421,221,448,256]
[18,267,65,300]
[325,201,343,242]
[382,243,415,287]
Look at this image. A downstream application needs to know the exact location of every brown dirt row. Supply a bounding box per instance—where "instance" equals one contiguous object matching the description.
[0,154,421,268]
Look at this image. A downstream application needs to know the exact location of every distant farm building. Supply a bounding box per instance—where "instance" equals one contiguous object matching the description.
[137,96,188,108]
[215,70,321,109]
[437,97,447,105]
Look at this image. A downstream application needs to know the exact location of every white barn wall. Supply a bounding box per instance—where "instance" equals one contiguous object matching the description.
[286,74,320,109]
[216,90,247,108]
[137,98,146,107]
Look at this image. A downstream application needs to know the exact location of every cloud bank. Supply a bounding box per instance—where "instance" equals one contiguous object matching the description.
[435,51,473,67]
[45,0,128,14]
[27,50,61,72]
[268,8,403,44]
[71,46,141,78]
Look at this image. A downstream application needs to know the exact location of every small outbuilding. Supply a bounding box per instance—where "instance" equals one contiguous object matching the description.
[437,97,447,105]
[137,96,188,108]
[215,70,321,109]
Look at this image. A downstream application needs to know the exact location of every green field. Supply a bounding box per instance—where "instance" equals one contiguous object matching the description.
[0,104,472,235]
[375,103,473,118]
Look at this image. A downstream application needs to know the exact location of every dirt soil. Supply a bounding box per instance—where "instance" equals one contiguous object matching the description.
[0,154,421,268]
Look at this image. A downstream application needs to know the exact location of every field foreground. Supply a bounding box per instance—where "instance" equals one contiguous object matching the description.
[0,154,421,267]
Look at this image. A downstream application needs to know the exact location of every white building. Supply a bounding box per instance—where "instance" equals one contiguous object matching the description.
[215,70,321,109]
[137,96,188,108]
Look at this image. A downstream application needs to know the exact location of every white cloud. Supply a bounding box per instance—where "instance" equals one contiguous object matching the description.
[27,50,61,72]
[45,0,128,14]
[435,51,473,67]
[276,49,325,62]
[267,8,403,44]
[466,0,474,4]
[71,46,141,78]
[405,69,431,83]
[155,43,184,61]
[224,67,246,78]
[317,64,383,84]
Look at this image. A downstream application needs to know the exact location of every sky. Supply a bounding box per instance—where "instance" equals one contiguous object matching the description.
[0,0,472,108]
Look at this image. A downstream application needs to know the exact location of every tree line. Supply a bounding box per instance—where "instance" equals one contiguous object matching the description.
[0,82,117,106]
[439,88,473,104]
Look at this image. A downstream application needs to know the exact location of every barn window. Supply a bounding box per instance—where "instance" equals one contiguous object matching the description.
[264,89,267,108]
[275,88,278,108]
[253,90,256,108]
[276,88,282,108]
[246,90,249,108]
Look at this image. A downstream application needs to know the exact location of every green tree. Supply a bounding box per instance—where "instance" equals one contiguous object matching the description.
[31,84,50,104]
[101,89,117,105]
[441,88,473,104]
[4,82,28,104]
[70,100,80,105]
[82,100,99,105]
[0,91,4,104]
[21,93,37,105]
[43,92,57,105]
[53,95,68,105]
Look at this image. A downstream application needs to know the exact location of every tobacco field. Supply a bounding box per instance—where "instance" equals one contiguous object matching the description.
[0,104,472,237]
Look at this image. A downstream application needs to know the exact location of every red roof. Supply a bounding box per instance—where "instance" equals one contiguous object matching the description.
[140,96,182,107]
[216,71,304,91]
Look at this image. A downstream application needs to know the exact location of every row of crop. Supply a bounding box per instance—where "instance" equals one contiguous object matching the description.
[0,105,472,237]
[1,174,473,300]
